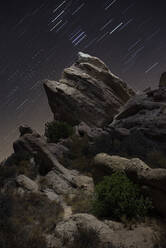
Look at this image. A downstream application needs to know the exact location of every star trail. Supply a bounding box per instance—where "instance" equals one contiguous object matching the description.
[0,0,166,159]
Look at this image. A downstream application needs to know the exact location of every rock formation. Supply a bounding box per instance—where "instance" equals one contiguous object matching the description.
[44,52,135,128]
[1,54,166,248]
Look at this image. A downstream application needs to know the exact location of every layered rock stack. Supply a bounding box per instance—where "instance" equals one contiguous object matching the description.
[44,52,135,128]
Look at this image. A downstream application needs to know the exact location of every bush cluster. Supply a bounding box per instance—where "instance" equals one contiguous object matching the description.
[92,172,153,220]
[45,121,73,143]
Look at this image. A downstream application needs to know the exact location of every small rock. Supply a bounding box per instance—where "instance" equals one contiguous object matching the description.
[16,175,38,192]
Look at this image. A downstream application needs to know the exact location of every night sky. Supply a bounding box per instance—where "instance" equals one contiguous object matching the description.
[0,0,166,160]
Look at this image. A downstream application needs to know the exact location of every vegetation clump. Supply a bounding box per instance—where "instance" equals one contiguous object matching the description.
[64,226,100,248]
[64,190,92,214]
[0,152,37,188]
[92,172,153,220]
[45,121,74,143]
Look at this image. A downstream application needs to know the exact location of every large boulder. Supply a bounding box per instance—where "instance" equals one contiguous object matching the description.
[44,52,135,128]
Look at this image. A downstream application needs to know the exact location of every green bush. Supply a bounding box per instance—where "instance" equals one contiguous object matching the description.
[45,121,74,143]
[92,172,153,220]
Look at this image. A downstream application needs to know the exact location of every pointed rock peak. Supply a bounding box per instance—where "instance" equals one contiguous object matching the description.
[19,125,34,136]
[19,125,40,137]
[159,72,166,87]
[77,51,109,71]
[78,52,91,60]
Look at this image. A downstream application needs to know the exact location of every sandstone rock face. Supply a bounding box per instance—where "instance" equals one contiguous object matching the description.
[94,153,166,216]
[44,52,135,128]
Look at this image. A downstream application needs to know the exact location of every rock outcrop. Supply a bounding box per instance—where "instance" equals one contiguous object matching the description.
[44,52,135,128]
[111,87,166,140]
[13,125,94,197]
[109,83,166,160]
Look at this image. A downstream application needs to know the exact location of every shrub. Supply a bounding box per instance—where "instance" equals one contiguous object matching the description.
[0,194,13,231]
[147,150,166,169]
[5,152,31,166]
[64,190,92,214]
[62,135,93,176]
[45,121,74,143]
[92,172,153,220]
[0,165,17,187]
[67,226,100,248]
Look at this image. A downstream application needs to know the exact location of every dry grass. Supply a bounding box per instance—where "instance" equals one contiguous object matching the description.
[64,190,93,214]
[0,191,64,248]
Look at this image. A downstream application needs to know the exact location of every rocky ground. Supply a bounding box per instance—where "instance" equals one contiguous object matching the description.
[0,53,166,248]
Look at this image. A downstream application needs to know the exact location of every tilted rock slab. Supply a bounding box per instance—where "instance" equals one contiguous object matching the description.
[44,52,135,128]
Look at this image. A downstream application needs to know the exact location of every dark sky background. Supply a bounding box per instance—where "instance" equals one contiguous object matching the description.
[0,0,166,160]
